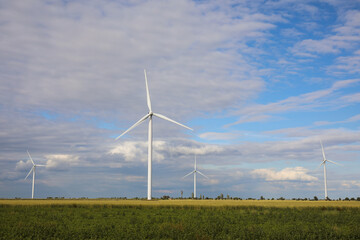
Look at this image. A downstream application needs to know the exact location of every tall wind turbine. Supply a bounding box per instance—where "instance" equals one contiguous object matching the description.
[115,70,193,200]
[183,155,208,198]
[319,140,342,200]
[24,151,45,199]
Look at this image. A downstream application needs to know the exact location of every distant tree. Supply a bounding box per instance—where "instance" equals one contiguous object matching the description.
[351,197,355,201]
[220,193,224,200]
[357,197,360,201]
[227,194,230,199]
[345,197,350,201]
[313,196,318,201]
[260,196,265,200]
[191,192,194,199]
[277,197,285,200]
[161,195,170,200]
[181,190,183,199]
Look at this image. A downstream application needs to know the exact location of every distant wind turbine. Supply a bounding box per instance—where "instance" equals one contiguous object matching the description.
[24,151,45,199]
[183,155,208,198]
[319,140,342,200]
[115,70,193,200]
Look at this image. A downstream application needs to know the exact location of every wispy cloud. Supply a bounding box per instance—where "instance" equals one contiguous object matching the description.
[228,79,360,126]
[291,10,360,56]
[315,114,360,126]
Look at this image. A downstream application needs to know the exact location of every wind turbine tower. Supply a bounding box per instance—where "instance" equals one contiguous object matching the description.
[24,151,45,199]
[183,155,208,198]
[319,140,342,200]
[115,70,193,200]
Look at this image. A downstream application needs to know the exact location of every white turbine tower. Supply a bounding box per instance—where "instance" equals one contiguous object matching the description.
[24,151,45,199]
[319,140,342,200]
[183,155,208,198]
[115,70,193,200]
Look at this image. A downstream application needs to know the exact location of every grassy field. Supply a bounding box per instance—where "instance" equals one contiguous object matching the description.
[1,199,360,239]
[2,198,360,207]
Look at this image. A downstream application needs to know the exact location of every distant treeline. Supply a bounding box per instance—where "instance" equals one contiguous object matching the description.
[9,196,360,201]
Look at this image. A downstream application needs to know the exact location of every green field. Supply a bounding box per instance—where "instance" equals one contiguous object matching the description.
[1,199,360,239]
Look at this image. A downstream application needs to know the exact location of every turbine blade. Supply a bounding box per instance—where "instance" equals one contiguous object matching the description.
[197,170,209,179]
[115,114,150,140]
[144,69,152,112]
[27,150,35,166]
[317,161,325,169]
[327,159,342,166]
[25,167,34,180]
[153,113,193,131]
[182,171,194,179]
[320,140,326,160]
[36,164,46,167]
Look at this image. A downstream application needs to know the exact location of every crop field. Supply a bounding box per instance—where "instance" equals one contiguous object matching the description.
[1,199,360,239]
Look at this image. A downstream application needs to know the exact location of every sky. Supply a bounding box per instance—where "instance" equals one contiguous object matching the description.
[0,0,359,200]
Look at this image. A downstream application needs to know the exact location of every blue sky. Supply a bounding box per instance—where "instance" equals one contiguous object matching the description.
[0,0,359,199]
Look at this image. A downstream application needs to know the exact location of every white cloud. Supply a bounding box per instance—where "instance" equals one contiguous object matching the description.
[45,154,80,170]
[109,142,147,162]
[109,141,167,162]
[251,167,318,181]
[15,160,32,171]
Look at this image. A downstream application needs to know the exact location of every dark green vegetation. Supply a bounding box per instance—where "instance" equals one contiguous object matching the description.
[1,204,360,239]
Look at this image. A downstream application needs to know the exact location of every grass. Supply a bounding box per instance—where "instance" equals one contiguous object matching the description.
[1,199,360,239]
